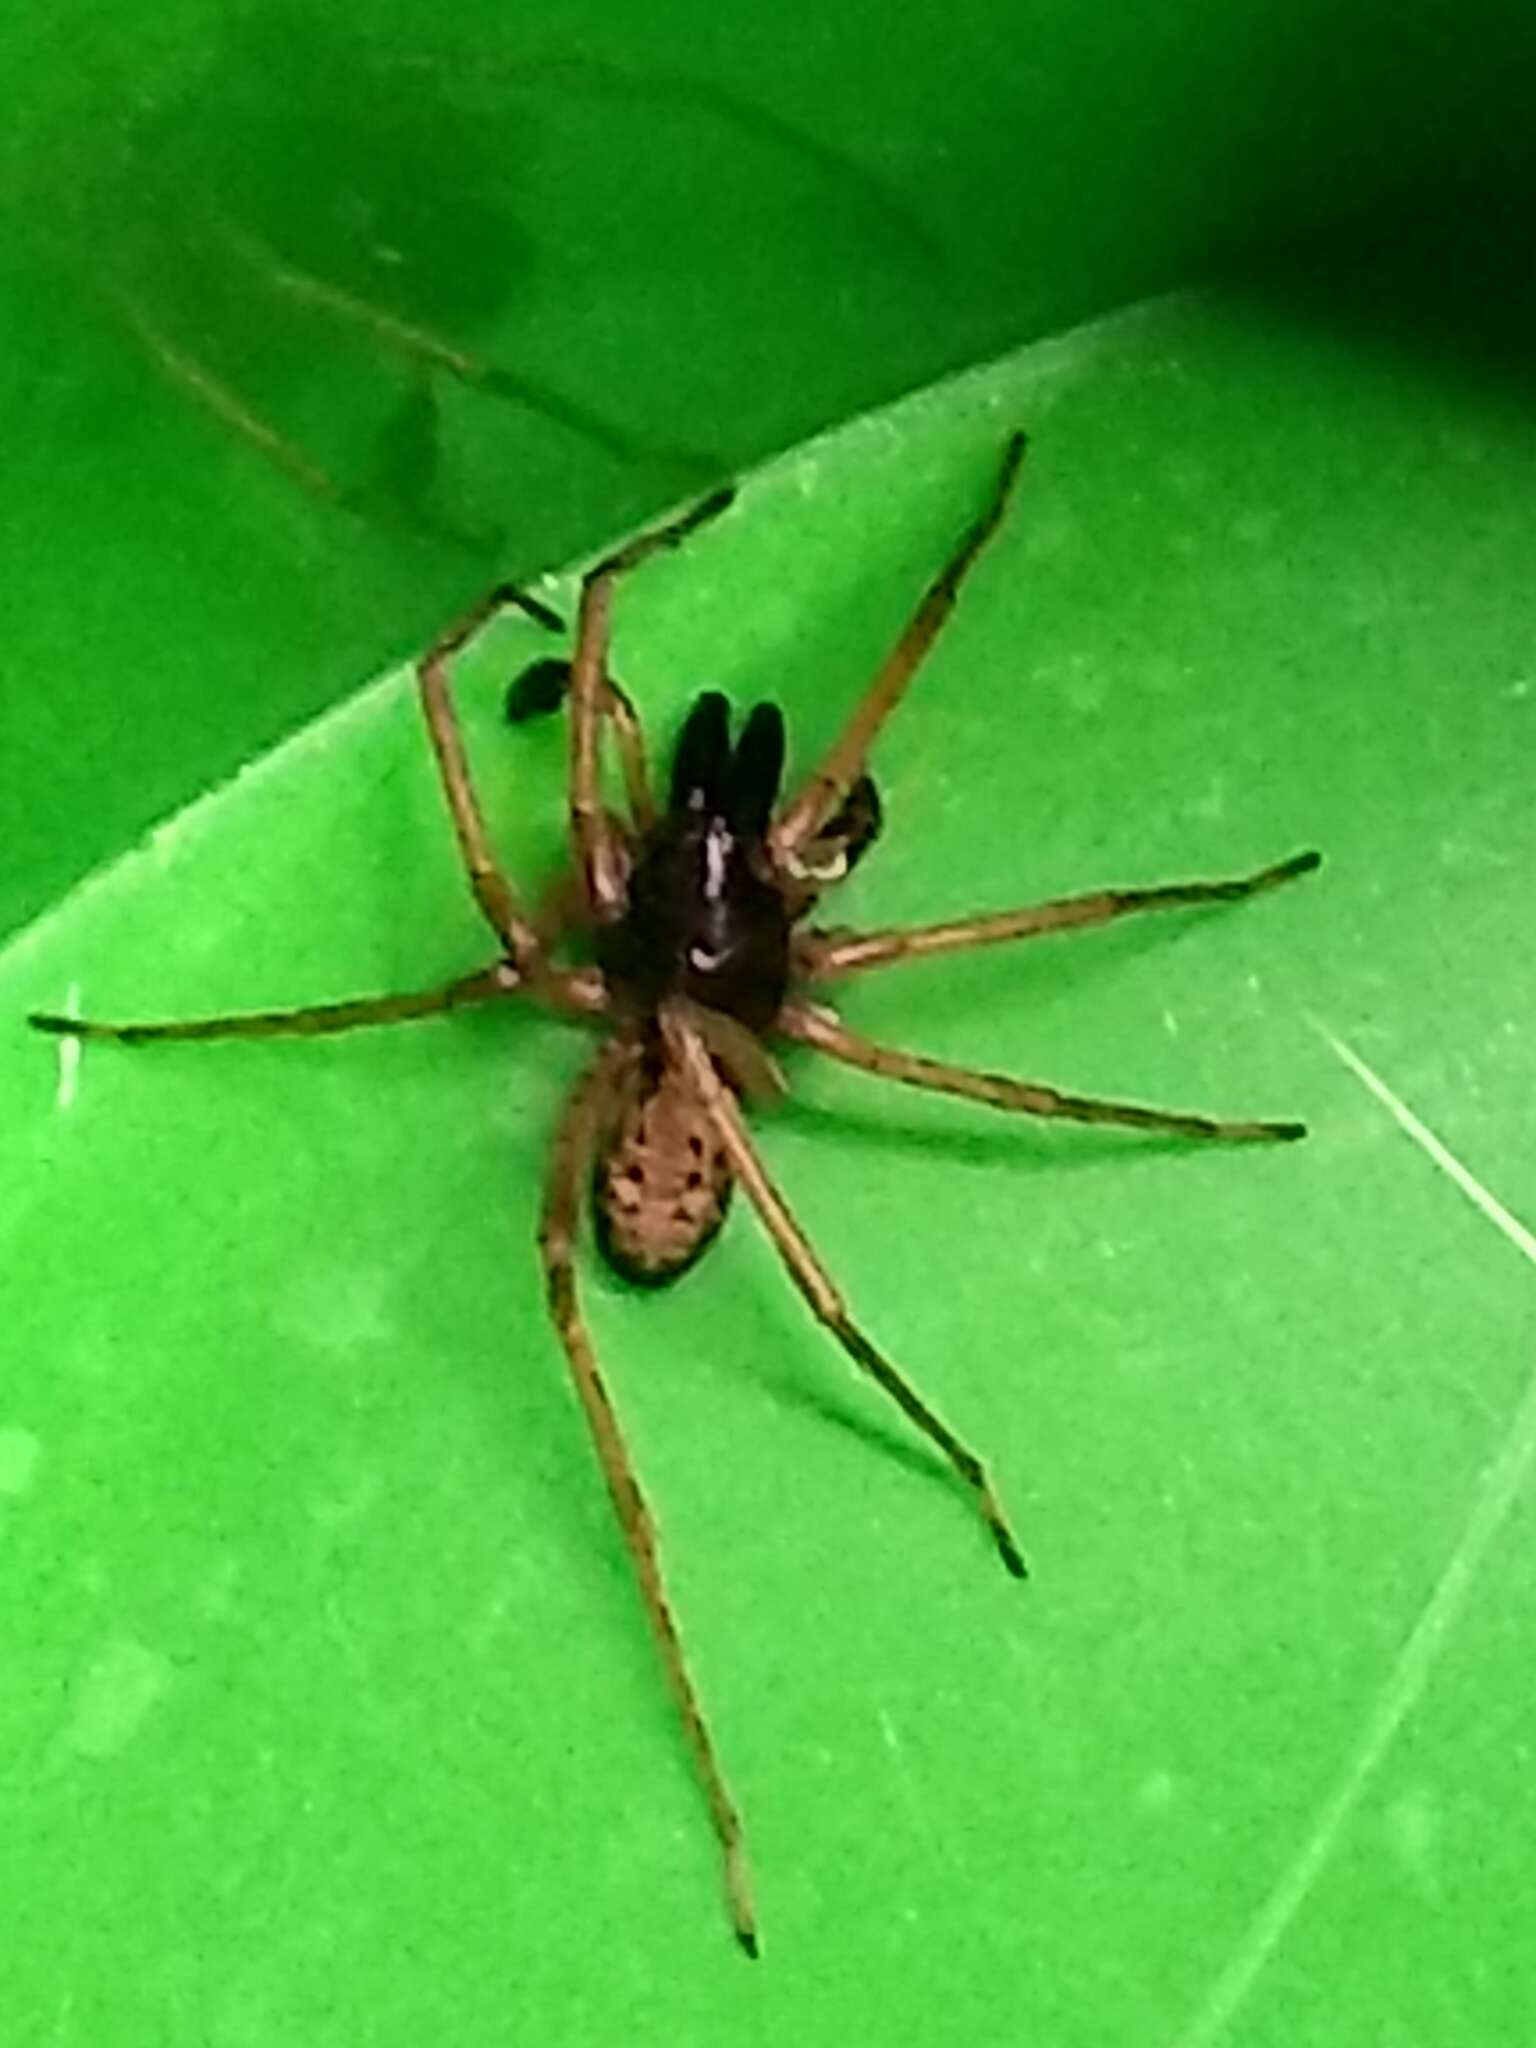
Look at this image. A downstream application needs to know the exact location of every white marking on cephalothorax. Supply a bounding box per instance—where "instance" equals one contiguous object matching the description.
[687,944,728,973]
[1167,1022,1536,2048]
[55,982,82,1111]
[702,819,734,902]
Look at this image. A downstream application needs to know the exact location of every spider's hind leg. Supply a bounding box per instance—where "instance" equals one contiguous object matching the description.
[568,486,736,913]
[664,1007,1028,1579]
[539,1037,759,1958]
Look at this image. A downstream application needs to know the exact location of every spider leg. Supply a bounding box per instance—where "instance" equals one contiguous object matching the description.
[770,431,1026,865]
[778,1002,1306,1142]
[418,587,569,967]
[796,849,1322,981]
[569,487,735,918]
[116,290,349,509]
[539,1038,759,1959]
[663,1006,1027,1579]
[506,645,656,831]
[27,962,609,1047]
[221,224,702,473]
[29,965,505,1046]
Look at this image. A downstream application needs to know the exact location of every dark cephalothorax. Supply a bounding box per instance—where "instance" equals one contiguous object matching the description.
[29,433,1320,1958]
[599,691,793,1035]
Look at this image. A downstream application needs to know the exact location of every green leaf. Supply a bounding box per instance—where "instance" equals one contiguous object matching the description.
[4,290,1534,2037]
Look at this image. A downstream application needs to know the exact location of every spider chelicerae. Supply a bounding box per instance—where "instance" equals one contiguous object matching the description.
[31,432,1319,1956]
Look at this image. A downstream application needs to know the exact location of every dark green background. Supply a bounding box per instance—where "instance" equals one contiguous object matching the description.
[4,3,1535,2043]
[3,0,1534,936]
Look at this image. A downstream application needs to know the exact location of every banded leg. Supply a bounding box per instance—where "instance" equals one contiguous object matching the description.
[539,1039,759,1958]
[770,431,1026,865]
[778,1002,1306,1142]
[797,849,1322,981]
[569,487,735,918]
[418,586,566,966]
[27,965,516,1046]
[505,638,656,831]
[663,1007,1026,1578]
[116,290,348,508]
[222,224,709,472]
[28,961,610,1047]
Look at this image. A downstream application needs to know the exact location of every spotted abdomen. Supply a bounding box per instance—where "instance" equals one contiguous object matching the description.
[593,1062,735,1286]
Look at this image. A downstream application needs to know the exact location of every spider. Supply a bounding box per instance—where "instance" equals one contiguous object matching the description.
[30,432,1320,1957]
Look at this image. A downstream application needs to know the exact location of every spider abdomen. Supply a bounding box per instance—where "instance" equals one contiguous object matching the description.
[593,1060,735,1286]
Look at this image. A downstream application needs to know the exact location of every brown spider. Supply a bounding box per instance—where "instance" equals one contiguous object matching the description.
[30,433,1319,1956]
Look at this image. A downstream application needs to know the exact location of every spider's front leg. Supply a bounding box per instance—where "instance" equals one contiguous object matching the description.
[504,636,656,832]
[416,584,571,969]
[770,431,1026,867]
[567,487,735,920]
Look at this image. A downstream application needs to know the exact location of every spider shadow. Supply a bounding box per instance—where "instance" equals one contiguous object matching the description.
[742,1066,1277,1486]
[736,1094,1230,1497]
[759,1368,952,1493]
[771,1089,1220,1175]
[729,1276,953,1493]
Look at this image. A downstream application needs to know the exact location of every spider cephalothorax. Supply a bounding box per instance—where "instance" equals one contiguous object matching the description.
[601,691,794,1034]
[30,432,1319,1957]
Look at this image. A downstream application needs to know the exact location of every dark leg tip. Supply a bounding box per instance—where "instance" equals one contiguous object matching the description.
[1281,849,1324,881]
[736,1928,761,1961]
[996,1530,1030,1580]
[1270,1121,1308,1142]
[27,1012,72,1035]
[506,589,567,635]
[505,656,573,723]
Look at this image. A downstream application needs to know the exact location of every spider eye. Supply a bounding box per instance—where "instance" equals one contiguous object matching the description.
[671,692,732,813]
